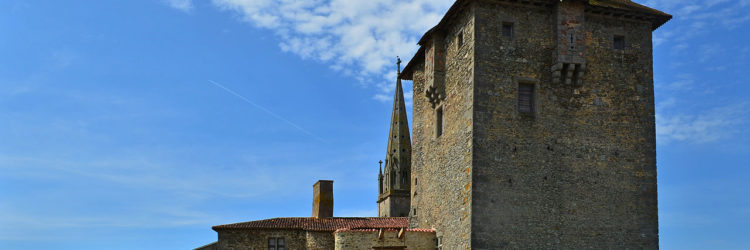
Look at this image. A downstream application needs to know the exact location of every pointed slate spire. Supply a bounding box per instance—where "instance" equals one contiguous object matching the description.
[377,57,413,217]
[384,57,412,191]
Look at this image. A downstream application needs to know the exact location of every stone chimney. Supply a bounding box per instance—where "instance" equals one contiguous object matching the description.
[312,180,333,218]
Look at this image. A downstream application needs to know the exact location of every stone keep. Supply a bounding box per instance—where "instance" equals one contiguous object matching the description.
[400,0,670,249]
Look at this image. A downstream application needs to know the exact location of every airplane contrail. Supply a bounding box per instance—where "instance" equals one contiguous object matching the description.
[208,80,327,143]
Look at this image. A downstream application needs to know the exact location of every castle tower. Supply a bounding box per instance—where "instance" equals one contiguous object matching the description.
[377,58,412,218]
[400,0,670,248]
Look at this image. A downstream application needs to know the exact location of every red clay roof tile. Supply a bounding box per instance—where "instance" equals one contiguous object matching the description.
[212,217,409,232]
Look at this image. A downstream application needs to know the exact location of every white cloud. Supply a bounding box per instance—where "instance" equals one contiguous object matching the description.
[656,102,750,144]
[210,0,453,101]
[164,0,194,13]
[373,94,390,102]
[639,0,750,47]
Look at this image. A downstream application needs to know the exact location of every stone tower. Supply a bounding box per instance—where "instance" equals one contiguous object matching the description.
[377,58,412,218]
[400,0,670,249]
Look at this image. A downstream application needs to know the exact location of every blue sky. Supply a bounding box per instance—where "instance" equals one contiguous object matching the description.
[0,0,748,249]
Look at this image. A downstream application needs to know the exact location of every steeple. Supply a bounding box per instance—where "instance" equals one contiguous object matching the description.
[377,57,412,217]
[378,160,384,194]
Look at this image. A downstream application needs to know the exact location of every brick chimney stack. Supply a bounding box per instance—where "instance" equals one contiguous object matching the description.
[312,180,333,218]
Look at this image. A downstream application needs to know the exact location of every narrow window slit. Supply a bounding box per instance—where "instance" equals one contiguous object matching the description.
[518,84,535,113]
[435,107,444,137]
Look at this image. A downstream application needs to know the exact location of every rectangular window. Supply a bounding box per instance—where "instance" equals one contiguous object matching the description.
[268,237,285,250]
[457,31,464,48]
[502,22,514,38]
[518,84,534,113]
[614,35,625,50]
[435,106,443,138]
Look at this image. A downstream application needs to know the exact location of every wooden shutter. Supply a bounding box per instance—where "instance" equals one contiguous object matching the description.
[518,84,534,113]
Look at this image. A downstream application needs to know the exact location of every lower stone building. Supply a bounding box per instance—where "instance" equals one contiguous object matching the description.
[196,181,436,250]
[335,228,436,250]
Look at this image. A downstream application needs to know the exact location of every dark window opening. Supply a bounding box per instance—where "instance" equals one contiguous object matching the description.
[518,84,535,113]
[502,22,514,38]
[435,107,443,137]
[413,208,417,215]
[457,31,464,48]
[268,237,285,250]
[614,35,625,50]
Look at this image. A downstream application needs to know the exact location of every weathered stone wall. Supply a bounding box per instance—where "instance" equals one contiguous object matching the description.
[409,3,475,249]
[470,1,657,249]
[194,241,218,250]
[380,194,411,217]
[334,230,436,250]
[306,231,335,250]
[216,229,306,250]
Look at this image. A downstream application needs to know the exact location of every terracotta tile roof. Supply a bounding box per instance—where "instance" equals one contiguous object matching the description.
[334,228,435,233]
[212,217,409,232]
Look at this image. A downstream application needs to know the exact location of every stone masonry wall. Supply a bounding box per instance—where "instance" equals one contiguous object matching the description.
[470,1,657,249]
[306,231,335,250]
[409,3,475,249]
[334,230,436,250]
[216,229,306,250]
[381,195,410,217]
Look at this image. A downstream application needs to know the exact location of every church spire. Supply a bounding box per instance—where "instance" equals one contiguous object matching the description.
[378,57,412,217]
[385,57,411,183]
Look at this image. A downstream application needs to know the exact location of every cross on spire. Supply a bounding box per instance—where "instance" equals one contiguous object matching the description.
[397,56,402,76]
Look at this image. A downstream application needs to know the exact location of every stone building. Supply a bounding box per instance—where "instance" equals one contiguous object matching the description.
[196,180,435,250]
[400,0,669,249]
[196,0,670,249]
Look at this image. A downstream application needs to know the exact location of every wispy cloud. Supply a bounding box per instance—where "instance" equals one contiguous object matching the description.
[207,80,327,143]
[656,102,750,144]
[641,0,750,44]
[209,0,453,101]
[164,0,194,13]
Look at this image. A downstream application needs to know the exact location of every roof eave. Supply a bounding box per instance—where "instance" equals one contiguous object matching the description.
[400,46,424,80]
